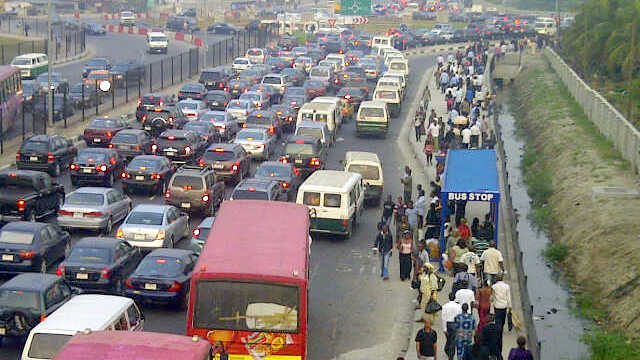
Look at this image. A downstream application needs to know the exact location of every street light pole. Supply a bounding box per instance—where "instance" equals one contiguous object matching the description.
[47,0,53,127]
[555,0,560,36]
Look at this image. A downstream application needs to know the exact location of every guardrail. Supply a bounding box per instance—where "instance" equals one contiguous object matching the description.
[543,47,640,174]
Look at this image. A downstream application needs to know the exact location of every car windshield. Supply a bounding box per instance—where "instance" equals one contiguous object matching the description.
[348,164,381,180]
[11,58,32,65]
[150,36,167,42]
[127,211,164,225]
[136,256,183,277]
[360,107,385,118]
[0,231,34,245]
[310,68,329,77]
[262,77,281,85]
[202,112,227,122]
[0,289,40,311]
[178,102,198,111]
[233,189,269,200]
[184,122,208,132]
[90,119,118,128]
[67,246,112,263]
[128,158,161,170]
[296,127,323,139]
[204,150,234,161]
[21,140,48,153]
[113,134,138,144]
[287,88,305,96]
[237,130,264,140]
[77,151,108,163]
[285,143,313,155]
[28,333,73,359]
[66,192,104,206]
[171,175,203,190]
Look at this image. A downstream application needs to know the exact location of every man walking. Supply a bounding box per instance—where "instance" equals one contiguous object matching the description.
[401,166,413,204]
[415,318,438,360]
[414,113,423,142]
[454,303,475,360]
[406,201,419,245]
[480,314,502,359]
[442,292,461,360]
[491,274,512,356]
[373,225,393,280]
[480,240,504,285]
[382,195,395,226]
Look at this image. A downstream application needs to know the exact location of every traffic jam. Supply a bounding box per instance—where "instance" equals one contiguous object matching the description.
[0,24,410,359]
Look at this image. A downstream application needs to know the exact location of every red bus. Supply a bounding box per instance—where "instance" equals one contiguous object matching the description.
[187,200,310,360]
[0,65,23,135]
[53,330,213,360]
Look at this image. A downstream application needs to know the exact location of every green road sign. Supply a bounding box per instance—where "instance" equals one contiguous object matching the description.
[340,0,371,16]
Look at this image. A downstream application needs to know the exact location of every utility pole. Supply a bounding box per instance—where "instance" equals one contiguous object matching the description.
[582,2,587,77]
[627,19,636,120]
[555,0,560,36]
[47,0,53,128]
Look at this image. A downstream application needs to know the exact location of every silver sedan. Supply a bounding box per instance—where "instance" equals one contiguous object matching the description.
[58,187,132,234]
[234,128,274,159]
[116,204,190,250]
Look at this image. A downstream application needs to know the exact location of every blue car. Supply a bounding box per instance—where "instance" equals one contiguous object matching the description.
[125,249,197,309]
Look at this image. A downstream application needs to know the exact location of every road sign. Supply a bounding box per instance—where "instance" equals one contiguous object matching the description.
[340,0,371,16]
[328,18,337,27]
[352,16,369,24]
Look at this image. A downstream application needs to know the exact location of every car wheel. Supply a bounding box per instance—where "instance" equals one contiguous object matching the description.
[105,217,113,235]
[51,162,61,177]
[40,259,47,273]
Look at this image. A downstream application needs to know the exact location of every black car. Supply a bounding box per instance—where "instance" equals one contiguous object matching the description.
[0,222,70,274]
[69,82,102,109]
[82,58,112,79]
[270,104,296,132]
[227,79,252,99]
[205,90,231,111]
[337,87,366,109]
[178,83,207,101]
[36,72,69,94]
[254,161,300,200]
[110,62,146,87]
[280,135,327,177]
[266,57,289,73]
[108,129,153,160]
[166,16,200,33]
[17,134,77,176]
[0,274,78,340]
[57,237,143,294]
[136,93,173,121]
[152,130,203,165]
[283,87,308,111]
[0,170,65,223]
[125,248,197,308]
[85,23,107,35]
[183,121,219,146]
[33,94,75,122]
[122,155,176,195]
[207,22,239,35]
[69,148,124,187]
[277,36,298,51]
[199,67,232,91]
[141,106,188,137]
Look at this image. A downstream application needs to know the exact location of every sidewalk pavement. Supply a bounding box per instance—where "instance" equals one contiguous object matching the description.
[402,62,527,359]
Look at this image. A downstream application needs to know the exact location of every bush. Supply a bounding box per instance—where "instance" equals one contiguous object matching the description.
[543,242,568,263]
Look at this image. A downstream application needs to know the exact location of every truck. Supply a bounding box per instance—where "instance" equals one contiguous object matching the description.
[0,170,65,223]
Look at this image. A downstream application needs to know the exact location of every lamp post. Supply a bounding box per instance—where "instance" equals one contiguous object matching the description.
[47,0,53,127]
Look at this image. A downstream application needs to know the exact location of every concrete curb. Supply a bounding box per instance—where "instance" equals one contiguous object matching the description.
[51,48,90,67]
[403,40,502,57]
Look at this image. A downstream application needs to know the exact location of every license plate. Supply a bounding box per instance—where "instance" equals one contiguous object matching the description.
[73,212,84,218]
[76,273,88,280]
[118,145,129,149]
[181,202,191,208]
[295,159,303,164]
[213,164,224,169]
[135,175,145,181]
[83,168,93,173]
[2,254,14,261]
[93,138,101,143]
[166,151,176,156]
[29,156,38,161]
[0,328,5,335]
[144,283,157,290]
[134,234,145,241]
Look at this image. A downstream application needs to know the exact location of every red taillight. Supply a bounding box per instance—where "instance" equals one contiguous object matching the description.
[165,189,171,198]
[121,171,130,179]
[85,211,103,217]
[108,144,114,148]
[268,126,275,134]
[151,144,158,153]
[135,145,141,151]
[55,265,65,276]
[168,116,175,124]
[184,146,192,154]
[168,281,182,292]
[342,219,348,227]
[202,193,210,202]
[232,161,240,172]
[151,173,161,180]
[47,152,55,163]
[70,163,79,171]
[106,131,112,137]
[58,210,73,216]
[19,250,35,259]
[17,199,26,211]
[125,278,134,289]
[137,98,142,105]
[219,82,224,87]
[192,228,200,238]
[280,157,288,164]
[199,158,205,168]
[242,123,248,128]
[310,157,321,166]
[100,268,111,279]
[334,78,340,85]
[345,95,352,99]
[40,313,47,322]
[15,152,20,161]
[142,114,147,122]
[96,164,108,172]
[281,181,289,189]
[293,167,301,176]
[178,92,184,97]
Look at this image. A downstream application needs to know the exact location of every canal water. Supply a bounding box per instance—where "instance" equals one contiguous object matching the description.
[497,103,589,359]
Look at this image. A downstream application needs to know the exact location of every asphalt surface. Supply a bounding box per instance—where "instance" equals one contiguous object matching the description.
[0,49,435,359]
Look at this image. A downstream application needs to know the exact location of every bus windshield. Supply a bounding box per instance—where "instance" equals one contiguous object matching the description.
[194,280,299,332]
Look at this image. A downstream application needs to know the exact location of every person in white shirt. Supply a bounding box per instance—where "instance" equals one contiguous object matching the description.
[470,123,481,148]
[415,190,427,230]
[461,127,472,148]
[467,64,474,76]
[480,240,504,285]
[459,248,480,274]
[437,55,444,69]
[454,287,475,309]
[491,274,512,355]
[455,87,465,106]
[427,121,440,151]
[441,292,462,360]
[448,108,459,123]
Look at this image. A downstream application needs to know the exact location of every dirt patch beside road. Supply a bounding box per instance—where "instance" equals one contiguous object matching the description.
[506,55,640,339]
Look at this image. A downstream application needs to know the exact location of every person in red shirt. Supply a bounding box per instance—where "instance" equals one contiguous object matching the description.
[457,218,471,240]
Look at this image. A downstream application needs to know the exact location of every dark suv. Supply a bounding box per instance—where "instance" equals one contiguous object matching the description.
[199,143,250,184]
[16,135,77,177]
[136,93,173,121]
[280,135,327,178]
[141,106,187,137]
[152,130,203,165]
[230,178,286,201]
[199,67,233,91]
[165,166,225,216]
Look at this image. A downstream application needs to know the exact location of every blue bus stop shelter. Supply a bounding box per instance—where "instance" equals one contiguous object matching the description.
[439,150,500,271]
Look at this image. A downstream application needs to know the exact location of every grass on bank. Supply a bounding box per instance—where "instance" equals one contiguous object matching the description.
[0,36,24,46]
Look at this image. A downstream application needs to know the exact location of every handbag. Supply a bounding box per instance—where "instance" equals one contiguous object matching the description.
[425,298,442,314]
[436,273,446,291]
[411,278,421,289]
[507,310,514,331]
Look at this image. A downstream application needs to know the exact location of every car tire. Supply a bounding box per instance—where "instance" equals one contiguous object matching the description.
[105,217,113,235]
[40,259,47,273]
[51,162,61,177]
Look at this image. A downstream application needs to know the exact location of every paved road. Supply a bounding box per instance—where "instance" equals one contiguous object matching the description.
[0,52,435,359]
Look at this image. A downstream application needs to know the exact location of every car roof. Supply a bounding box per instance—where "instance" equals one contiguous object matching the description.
[1,273,60,291]
[286,135,318,144]
[296,121,328,129]
[147,248,194,258]
[160,129,193,137]
[345,151,381,164]
[131,204,171,213]
[75,237,120,249]
[235,178,277,190]
[70,187,114,195]
[206,143,237,151]
[0,221,47,233]
[300,170,362,192]
[130,155,166,161]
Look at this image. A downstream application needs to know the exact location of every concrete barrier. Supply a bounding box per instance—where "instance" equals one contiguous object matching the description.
[544,48,640,174]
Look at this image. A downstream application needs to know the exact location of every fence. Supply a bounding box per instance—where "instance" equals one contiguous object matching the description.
[544,48,640,174]
[0,24,278,153]
[0,29,86,65]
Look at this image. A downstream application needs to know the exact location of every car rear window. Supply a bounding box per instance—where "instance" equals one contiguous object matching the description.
[390,62,407,71]
[171,175,204,190]
[0,290,40,311]
[201,112,227,122]
[324,193,342,207]
[375,90,397,100]
[21,140,49,153]
[360,107,385,118]
[136,256,183,277]
[112,134,138,144]
[129,158,161,171]
[303,192,320,206]
[285,143,314,155]
[66,192,104,206]
[77,151,108,163]
[178,102,198,111]
[126,211,164,225]
[232,189,269,200]
[0,231,34,245]
[247,49,262,56]
[256,164,289,178]
[204,150,235,161]
[184,122,209,133]
[67,247,112,263]
[142,97,161,105]
[228,102,246,110]
[348,164,381,180]
[246,115,272,126]
[310,68,329,77]
[237,130,265,140]
[28,333,72,359]
[90,119,118,128]
[207,93,227,101]
[296,127,323,139]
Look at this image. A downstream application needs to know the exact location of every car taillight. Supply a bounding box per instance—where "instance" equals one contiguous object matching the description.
[106,131,112,137]
[192,228,200,238]
[232,161,240,172]
[142,114,147,122]
[242,123,248,128]
[19,250,35,259]
[280,157,288,164]
[334,78,340,85]
[116,228,124,239]
[85,211,103,217]
[100,268,111,279]
[55,265,65,276]
[125,278,134,289]
[178,92,184,97]
[224,87,229,92]
[70,163,78,171]
[108,144,114,148]
[96,164,108,172]
[137,98,142,105]
[345,95,352,99]
[47,152,55,163]
[310,157,321,166]
[268,126,275,134]
[184,146,192,154]
[155,229,165,240]
[287,116,293,122]
[40,313,47,322]
[257,102,262,108]
[58,209,73,216]
[17,199,25,211]
[151,144,158,153]
[168,281,182,292]
[199,158,204,168]
[168,116,175,124]
[151,173,161,180]
[15,152,20,161]
[281,181,289,189]
[219,82,224,87]
[121,171,130,179]
[342,219,348,227]
[202,192,210,202]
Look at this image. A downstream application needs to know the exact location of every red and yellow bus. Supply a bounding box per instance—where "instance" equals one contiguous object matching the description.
[0,65,23,134]
[187,200,311,360]
[53,330,213,360]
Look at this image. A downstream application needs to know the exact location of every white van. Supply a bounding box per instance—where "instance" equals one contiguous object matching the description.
[309,65,335,88]
[295,121,331,147]
[377,77,404,98]
[147,32,169,54]
[11,53,48,79]
[356,100,389,136]
[376,46,396,57]
[343,151,384,203]
[21,295,144,360]
[245,48,266,64]
[325,53,348,70]
[297,170,364,238]
[312,96,346,126]
[535,17,556,35]
[382,71,406,89]
[297,101,338,138]
[372,86,401,117]
[388,58,409,78]
[372,36,393,50]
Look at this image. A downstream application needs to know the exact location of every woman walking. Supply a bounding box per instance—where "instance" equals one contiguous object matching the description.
[424,137,434,166]
[476,279,492,334]
[398,230,413,281]
[508,336,534,360]
[419,264,439,315]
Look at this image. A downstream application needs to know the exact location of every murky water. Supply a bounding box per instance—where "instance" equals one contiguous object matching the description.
[498,103,589,360]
